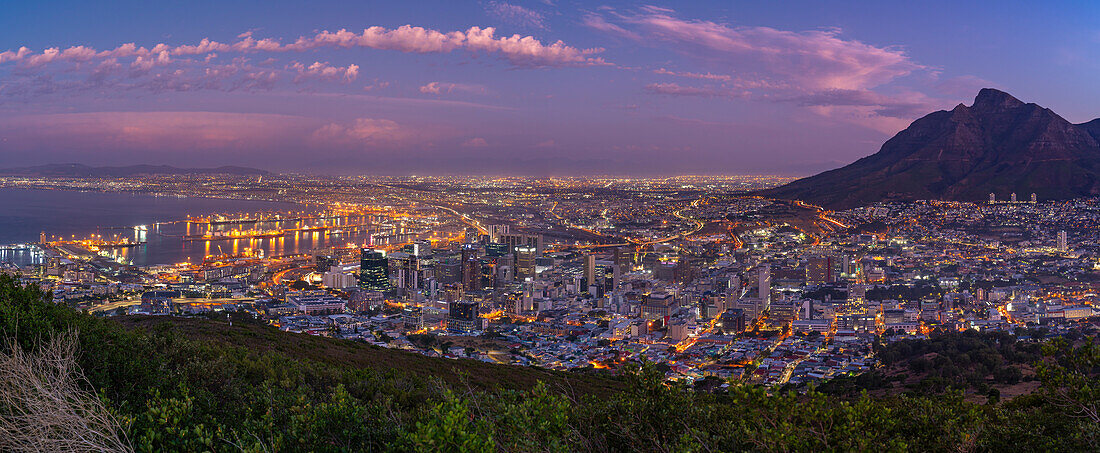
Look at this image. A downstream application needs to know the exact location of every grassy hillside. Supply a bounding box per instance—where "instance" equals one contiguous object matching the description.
[1,275,1098,452]
[110,315,619,396]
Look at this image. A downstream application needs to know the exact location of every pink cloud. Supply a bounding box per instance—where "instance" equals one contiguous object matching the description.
[0,46,31,63]
[289,61,359,83]
[286,25,605,67]
[419,81,487,95]
[653,67,731,82]
[589,7,921,91]
[0,112,310,151]
[580,12,641,41]
[312,118,411,145]
[486,2,548,30]
[0,22,603,101]
[644,82,745,98]
[461,137,489,147]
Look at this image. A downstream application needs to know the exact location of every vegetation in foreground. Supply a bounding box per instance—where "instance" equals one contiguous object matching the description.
[0,275,1097,452]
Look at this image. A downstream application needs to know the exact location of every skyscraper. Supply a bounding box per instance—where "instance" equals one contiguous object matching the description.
[358,249,390,292]
[487,224,511,243]
[758,264,771,306]
[460,244,481,291]
[806,256,833,284]
[1058,230,1068,252]
[498,233,543,255]
[515,245,536,281]
[584,254,596,287]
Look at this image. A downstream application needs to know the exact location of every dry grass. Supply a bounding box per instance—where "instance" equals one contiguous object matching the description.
[0,331,132,453]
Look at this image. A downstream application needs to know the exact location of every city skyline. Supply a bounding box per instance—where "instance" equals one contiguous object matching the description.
[3,1,1099,175]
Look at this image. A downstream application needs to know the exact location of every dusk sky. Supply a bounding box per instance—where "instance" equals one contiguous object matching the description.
[2,1,1098,176]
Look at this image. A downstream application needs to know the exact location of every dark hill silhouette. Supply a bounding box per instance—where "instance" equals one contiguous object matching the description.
[758,89,1100,208]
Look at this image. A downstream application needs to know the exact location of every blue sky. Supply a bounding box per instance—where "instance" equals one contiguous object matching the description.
[1,1,1097,175]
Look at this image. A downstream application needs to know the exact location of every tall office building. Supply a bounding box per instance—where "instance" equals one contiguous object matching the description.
[758,264,771,306]
[484,242,509,257]
[806,256,833,284]
[1031,193,1037,203]
[447,301,479,332]
[498,233,543,255]
[1011,192,1017,202]
[402,240,431,258]
[515,245,537,281]
[614,246,634,269]
[464,227,480,244]
[487,224,511,243]
[393,253,419,291]
[584,254,596,287]
[1058,230,1068,251]
[989,193,995,203]
[460,244,482,291]
[358,249,391,292]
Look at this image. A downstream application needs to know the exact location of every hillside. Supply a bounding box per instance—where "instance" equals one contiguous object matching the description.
[110,314,618,395]
[813,330,1062,402]
[758,89,1100,209]
[1,275,1098,452]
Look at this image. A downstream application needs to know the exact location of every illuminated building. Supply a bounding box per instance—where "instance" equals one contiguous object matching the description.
[358,249,390,292]
[515,245,537,281]
[447,301,479,332]
[584,254,596,287]
[806,256,834,284]
[498,233,543,255]
[487,224,511,243]
[758,264,771,305]
[718,309,746,334]
[485,243,508,257]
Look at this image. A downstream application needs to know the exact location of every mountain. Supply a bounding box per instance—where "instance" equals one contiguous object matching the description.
[0,163,270,177]
[758,88,1100,209]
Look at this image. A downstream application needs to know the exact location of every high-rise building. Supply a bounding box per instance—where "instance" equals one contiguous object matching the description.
[758,264,771,306]
[484,243,509,257]
[1011,192,1017,202]
[393,253,419,291]
[487,224,511,243]
[806,256,833,284]
[402,240,431,257]
[462,256,482,291]
[434,258,461,284]
[584,254,596,287]
[498,233,543,255]
[464,227,480,244]
[515,245,537,281]
[989,193,996,203]
[1058,230,1068,252]
[358,249,390,292]
[614,246,634,269]
[447,301,479,332]
[1031,193,1037,203]
[719,309,747,334]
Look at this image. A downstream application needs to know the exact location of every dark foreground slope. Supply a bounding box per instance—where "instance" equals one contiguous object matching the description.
[759,89,1100,209]
[110,314,617,395]
[1,276,1097,452]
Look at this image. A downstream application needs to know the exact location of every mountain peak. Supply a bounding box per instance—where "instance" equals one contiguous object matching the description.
[756,89,1100,208]
[972,88,1024,111]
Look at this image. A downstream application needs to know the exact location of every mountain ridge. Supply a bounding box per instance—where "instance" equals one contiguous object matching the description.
[757,88,1100,209]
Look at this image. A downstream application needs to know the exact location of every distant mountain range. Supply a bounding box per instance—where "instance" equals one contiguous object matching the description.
[0,164,270,177]
[758,88,1100,209]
